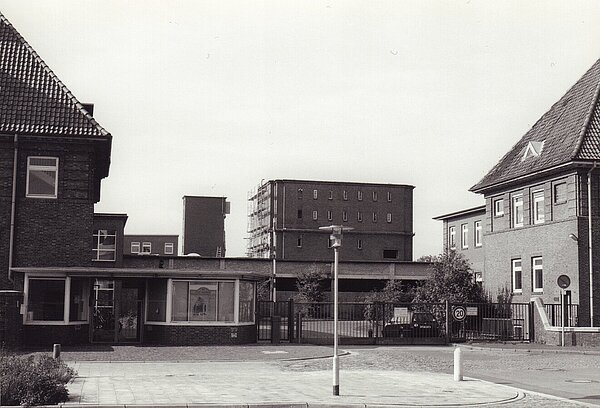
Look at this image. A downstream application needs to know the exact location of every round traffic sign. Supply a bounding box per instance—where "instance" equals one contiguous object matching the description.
[452,306,466,321]
[557,275,571,289]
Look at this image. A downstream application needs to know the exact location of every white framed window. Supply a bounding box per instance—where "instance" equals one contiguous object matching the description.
[312,210,318,220]
[327,210,332,221]
[532,190,545,224]
[164,242,174,255]
[357,211,363,222]
[512,194,523,227]
[26,278,66,322]
[449,226,456,249]
[328,190,333,200]
[313,189,318,199]
[342,210,348,222]
[297,189,303,200]
[461,224,468,249]
[26,156,58,198]
[358,191,363,201]
[387,213,392,223]
[372,191,378,201]
[357,239,363,249]
[494,198,504,217]
[297,236,302,247]
[512,259,522,293]
[387,191,392,202]
[131,242,140,253]
[343,190,348,201]
[532,257,543,293]
[372,212,378,222]
[474,221,482,247]
[171,280,236,323]
[142,242,152,253]
[554,182,567,204]
[93,229,116,261]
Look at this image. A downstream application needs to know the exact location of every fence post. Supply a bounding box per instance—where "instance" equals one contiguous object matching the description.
[296,312,302,343]
[271,315,281,344]
[445,300,450,343]
[288,299,294,342]
[529,301,535,343]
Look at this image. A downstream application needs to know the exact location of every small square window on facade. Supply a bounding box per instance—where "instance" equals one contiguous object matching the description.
[297,209,303,219]
[327,210,332,221]
[343,190,348,200]
[26,156,59,198]
[328,190,333,200]
[142,242,152,253]
[357,211,363,222]
[532,257,543,292]
[297,236,303,247]
[164,242,174,255]
[512,259,522,293]
[313,189,318,199]
[297,188,303,200]
[554,182,567,204]
[343,210,348,222]
[358,191,363,201]
[449,226,456,249]
[372,212,378,222]
[312,210,318,220]
[386,213,392,223]
[512,194,523,228]
[474,221,482,247]
[131,242,140,253]
[387,191,392,202]
[494,198,504,217]
[328,237,333,248]
[461,224,468,249]
[383,249,398,259]
[372,191,378,201]
[532,190,545,224]
[93,229,116,261]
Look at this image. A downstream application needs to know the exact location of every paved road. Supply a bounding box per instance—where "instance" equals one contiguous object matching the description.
[49,343,600,407]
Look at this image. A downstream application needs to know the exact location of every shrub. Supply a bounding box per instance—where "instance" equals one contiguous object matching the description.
[0,353,75,406]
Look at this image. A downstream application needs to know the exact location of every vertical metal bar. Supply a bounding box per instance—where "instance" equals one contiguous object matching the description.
[333,246,339,396]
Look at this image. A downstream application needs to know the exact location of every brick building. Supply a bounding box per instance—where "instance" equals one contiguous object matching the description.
[433,205,485,282]
[247,180,414,262]
[124,234,179,256]
[182,196,229,257]
[440,58,600,327]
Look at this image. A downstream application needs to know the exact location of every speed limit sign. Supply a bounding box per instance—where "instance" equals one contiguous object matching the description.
[453,306,466,321]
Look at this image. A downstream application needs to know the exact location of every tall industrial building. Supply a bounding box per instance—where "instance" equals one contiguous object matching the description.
[247,180,414,261]
[182,196,230,257]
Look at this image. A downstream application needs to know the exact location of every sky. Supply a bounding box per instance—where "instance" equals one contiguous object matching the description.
[1,1,599,259]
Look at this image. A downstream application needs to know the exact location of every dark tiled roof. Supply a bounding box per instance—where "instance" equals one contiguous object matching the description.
[0,12,109,138]
[471,59,600,193]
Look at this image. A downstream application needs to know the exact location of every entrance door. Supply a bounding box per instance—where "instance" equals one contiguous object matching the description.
[91,279,116,343]
[91,279,144,343]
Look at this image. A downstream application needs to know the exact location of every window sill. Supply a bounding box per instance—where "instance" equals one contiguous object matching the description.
[145,321,255,326]
[24,321,88,326]
[26,195,57,199]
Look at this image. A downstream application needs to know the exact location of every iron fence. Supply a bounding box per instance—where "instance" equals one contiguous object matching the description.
[450,303,531,341]
[257,300,291,341]
[545,303,579,327]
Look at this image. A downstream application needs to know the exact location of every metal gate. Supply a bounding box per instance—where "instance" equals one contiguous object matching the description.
[448,303,531,342]
[257,300,532,344]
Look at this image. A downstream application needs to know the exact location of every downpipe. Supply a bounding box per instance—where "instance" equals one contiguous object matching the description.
[8,134,18,283]
[588,162,598,327]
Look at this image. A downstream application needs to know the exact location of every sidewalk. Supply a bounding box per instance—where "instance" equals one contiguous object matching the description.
[65,360,523,407]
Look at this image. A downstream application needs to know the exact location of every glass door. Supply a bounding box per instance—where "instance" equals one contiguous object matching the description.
[117,285,141,342]
[91,279,115,343]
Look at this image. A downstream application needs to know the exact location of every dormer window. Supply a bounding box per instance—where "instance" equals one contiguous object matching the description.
[522,141,545,161]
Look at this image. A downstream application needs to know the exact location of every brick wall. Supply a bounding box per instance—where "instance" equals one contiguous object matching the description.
[23,324,89,347]
[0,291,23,349]
[143,324,256,345]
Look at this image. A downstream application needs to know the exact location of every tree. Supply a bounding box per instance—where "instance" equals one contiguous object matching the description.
[413,249,486,304]
[364,279,415,304]
[295,263,328,302]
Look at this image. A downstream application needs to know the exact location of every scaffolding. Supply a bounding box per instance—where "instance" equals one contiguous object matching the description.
[246,181,272,258]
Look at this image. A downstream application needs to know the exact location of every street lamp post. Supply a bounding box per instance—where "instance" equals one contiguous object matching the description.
[319,225,353,396]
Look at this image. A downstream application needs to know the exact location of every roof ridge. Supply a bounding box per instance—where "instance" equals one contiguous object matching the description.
[572,59,600,159]
[0,12,109,137]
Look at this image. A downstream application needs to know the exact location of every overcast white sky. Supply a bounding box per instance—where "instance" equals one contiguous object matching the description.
[2,1,599,259]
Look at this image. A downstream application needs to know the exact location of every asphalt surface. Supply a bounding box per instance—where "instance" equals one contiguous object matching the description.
[25,343,600,407]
